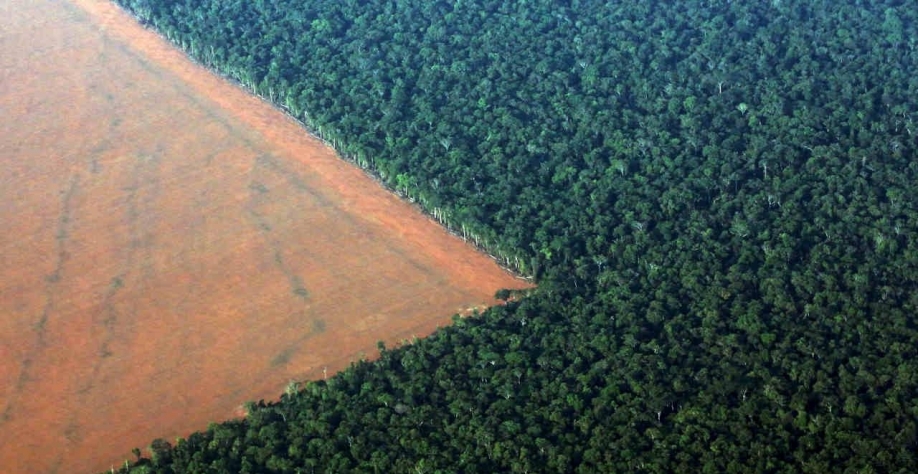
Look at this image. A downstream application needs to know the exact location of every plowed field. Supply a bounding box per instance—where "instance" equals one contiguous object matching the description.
[0,1,529,472]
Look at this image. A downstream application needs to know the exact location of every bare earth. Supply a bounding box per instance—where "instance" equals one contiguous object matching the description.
[0,1,529,472]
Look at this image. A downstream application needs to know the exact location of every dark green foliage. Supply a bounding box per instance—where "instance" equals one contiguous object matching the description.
[107,0,918,472]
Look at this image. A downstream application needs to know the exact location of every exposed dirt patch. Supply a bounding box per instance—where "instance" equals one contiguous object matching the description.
[0,1,530,472]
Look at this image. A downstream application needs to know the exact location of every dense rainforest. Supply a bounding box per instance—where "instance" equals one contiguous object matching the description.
[105,0,918,472]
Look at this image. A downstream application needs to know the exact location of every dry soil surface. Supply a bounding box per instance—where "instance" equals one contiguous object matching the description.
[0,1,529,472]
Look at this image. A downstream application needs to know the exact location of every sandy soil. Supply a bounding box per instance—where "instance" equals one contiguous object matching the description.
[0,1,529,472]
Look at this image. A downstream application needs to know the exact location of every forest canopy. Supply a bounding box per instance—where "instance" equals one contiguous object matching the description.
[107,0,918,472]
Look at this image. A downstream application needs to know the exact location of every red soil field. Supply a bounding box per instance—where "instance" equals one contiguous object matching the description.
[0,1,529,472]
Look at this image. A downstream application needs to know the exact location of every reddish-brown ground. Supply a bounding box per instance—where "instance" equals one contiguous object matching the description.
[0,1,530,472]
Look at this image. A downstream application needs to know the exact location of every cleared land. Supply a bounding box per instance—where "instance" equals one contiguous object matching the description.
[0,1,529,472]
